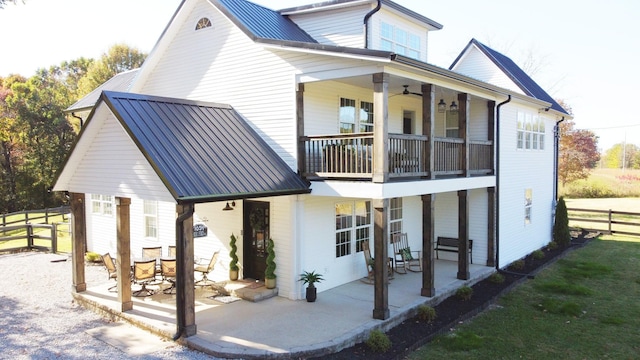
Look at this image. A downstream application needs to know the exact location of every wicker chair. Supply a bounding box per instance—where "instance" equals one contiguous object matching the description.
[101,253,118,292]
[132,259,157,297]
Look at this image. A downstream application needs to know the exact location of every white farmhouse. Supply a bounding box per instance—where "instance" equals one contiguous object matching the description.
[54,0,570,336]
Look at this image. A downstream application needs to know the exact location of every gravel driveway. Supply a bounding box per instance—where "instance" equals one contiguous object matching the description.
[0,251,218,359]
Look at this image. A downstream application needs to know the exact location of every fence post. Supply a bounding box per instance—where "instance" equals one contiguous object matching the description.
[45,208,49,224]
[1,213,4,227]
[51,223,58,253]
[26,224,33,249]
[608,209,612,234]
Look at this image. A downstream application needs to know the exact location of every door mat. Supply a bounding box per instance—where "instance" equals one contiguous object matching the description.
[244,282,264,289]
[209,295,241,304]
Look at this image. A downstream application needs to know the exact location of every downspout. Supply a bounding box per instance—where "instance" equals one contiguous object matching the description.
[363,0,382,49]
[553,117,566,202]
[71,112,84,128]
[494,95,510,271]
[173,204,194,341]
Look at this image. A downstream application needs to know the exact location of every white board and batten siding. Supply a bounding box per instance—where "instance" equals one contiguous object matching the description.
[497,104,556,267]
[287,4,369,48]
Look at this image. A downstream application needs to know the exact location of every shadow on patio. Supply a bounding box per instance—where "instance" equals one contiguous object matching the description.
[74,260,494,359]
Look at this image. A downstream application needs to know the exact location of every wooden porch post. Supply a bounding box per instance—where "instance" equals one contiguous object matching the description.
[372,198,389,320]
[487,100,496,175]
[422,84,435,179]
[421,194,435,297]
[70,192,86,292]
[176,204,197,337]
[458,93,470,177]
[457,190,470,280]
[296,83,306,175]
[116,197,132,311]
[372,73,389,183]
[487,187,496,267]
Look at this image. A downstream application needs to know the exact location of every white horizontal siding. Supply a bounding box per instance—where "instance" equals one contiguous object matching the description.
[288,5,368,48]
[67,113,174,203]
[452,46,525,95]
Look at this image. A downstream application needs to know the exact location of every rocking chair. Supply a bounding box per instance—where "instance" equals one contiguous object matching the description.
[362,240,393,283]
[392,233,422,273]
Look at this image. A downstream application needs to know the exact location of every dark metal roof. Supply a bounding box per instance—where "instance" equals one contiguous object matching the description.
[100,91,310,203]
[65,69,139,113]
[451,39,568,115]
[213,0,318,43]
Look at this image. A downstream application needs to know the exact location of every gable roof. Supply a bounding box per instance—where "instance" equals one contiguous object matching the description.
[57,91,310,203]
[65,69,139,113]
[450,39,568,115]
[213,0,318,43]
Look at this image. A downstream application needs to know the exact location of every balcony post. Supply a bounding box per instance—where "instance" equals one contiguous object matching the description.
[116,197,132,311]
[372,198,390,320]
[296,83,305,174]
[422,84,435,179]
[457,190,470,280]
[421,194,435,296]
[372,73,389,183]
[487,187,496,267]
[70,192,86,293]
[458,93,470,177]
[487,100,496,175]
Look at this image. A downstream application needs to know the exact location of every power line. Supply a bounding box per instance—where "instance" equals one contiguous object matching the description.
[577,124,640,131]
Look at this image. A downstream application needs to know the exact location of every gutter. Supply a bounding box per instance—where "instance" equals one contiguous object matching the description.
[363,0,382,49]
[173,204,194,341]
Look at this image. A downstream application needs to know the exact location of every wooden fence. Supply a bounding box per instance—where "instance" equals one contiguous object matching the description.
[1,206,70,227]
[567,207,640,237]
[0,223,60,253]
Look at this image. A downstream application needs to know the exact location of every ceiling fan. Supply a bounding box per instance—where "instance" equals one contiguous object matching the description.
[401,85,423,97]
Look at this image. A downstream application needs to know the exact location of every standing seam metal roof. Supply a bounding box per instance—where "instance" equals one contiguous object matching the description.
[101,91,310,203]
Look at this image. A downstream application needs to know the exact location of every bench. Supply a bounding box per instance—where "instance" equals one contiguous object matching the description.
[435,237,473,264]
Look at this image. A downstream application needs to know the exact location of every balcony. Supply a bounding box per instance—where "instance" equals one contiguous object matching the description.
[300,133,493,180]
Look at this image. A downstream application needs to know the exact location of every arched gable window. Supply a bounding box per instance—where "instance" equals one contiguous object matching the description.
[195,17,212,30]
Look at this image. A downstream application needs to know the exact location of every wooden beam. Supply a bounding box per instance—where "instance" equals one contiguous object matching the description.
[458,93,470,177]
[116,197,132,311]
[457,190,470,280]
[372,198,389,320]
[487,187,496,267]
[372,73,389,183]
[70,192,86,292]
[421,194,435,297]
[296,83,306,175]
[487,100,496,175]
[422,84,435,179]
[176,204,197,337]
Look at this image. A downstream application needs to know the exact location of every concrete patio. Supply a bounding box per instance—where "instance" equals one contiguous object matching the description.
[74,260,495,359]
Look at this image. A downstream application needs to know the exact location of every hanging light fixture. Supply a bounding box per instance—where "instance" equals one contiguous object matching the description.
[449,101,458,113]
[222,201,236,211]
[437,99,446,113]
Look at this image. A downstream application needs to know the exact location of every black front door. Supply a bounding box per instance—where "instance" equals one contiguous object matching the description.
[243,200,269,280]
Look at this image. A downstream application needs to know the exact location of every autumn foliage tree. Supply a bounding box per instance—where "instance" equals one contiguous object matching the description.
[558,119,600,186]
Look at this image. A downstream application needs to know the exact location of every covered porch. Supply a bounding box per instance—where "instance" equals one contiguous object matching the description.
[73,259,495,359]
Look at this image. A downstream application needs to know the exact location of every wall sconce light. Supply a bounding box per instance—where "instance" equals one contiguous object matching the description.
[449,101,459,113]
[437,99,446,113]
[222,201,236,211]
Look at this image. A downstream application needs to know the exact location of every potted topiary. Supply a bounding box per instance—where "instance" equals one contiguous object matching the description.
[299,270,324,302]
[265,238,277,289]
[229,234,239,281]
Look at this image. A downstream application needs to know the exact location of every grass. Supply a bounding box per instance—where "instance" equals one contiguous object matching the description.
[0,212,71,253]
[409,235,640,359]
[560,168,640,198]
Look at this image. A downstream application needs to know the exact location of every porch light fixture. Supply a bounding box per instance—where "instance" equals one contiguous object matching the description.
[222,201,236,211]
[449,101,459,113]
[437,99,447,113]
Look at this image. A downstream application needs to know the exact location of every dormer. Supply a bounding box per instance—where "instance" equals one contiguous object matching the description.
[279,0,442,62]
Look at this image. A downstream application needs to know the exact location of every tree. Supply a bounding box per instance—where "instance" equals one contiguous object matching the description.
[553,197,571,247]
[76,44,146,97]
[558,119,600,186]
[603,143,640,169]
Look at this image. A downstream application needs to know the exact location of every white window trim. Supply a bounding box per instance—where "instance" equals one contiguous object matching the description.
[517,112,546,151]
[144,200,159,239]
[524,189,533,225]
[339,97,374,134]
[389,197,403,237]
[380,21,421,60]
[90,194,113,216]
[335,200,372,258]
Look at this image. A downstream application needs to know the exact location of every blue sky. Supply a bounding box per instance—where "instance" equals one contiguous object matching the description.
[1,0,638,151]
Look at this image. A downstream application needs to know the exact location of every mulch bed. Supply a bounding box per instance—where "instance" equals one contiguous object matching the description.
[316,230,593,360]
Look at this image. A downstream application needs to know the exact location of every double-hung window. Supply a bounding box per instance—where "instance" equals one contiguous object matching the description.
[90,194,113,216]
[389,197,403,236]
[524,189,533,225]
[517,112,545,150]
[335,201,372,258]
[144,200,158,239]
[340,98,374,133]
[380,22,421,60]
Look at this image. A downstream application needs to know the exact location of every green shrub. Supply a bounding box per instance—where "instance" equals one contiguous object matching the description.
[547,241,559,250]
[553,197,571,247]
[85,252,101,263]
[532,249,545,260]
[488,272,505,284]
[510,259,525,270]
[366,329,391,353]
[417,305,437,323]
[456,286,473,301]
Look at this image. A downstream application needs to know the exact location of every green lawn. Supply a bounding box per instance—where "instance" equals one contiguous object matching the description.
[0,212,71,253]
[409,235,640,359]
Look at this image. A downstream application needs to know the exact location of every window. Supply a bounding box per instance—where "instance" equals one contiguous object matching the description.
[445,110,459,138]
[339,97,374,133]
[144,200,158,239]
[90,194,113,216]
[389,197,403,236]
[524,189,533,224]
[517,112,545,150]
[336,201,372,258]
[195,17,211,30]
[380,21,421,60]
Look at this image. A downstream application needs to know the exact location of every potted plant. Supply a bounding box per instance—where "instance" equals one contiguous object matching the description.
[299,270,324,302]
[229,234,239,281]
[265,238,277,289]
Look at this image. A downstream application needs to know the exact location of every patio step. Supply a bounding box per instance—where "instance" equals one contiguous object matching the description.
[224,280,278,302]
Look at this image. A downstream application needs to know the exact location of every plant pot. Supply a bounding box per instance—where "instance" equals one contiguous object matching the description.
[229,269,239,281]
[305,285,317,302]
[265,277,276,289]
